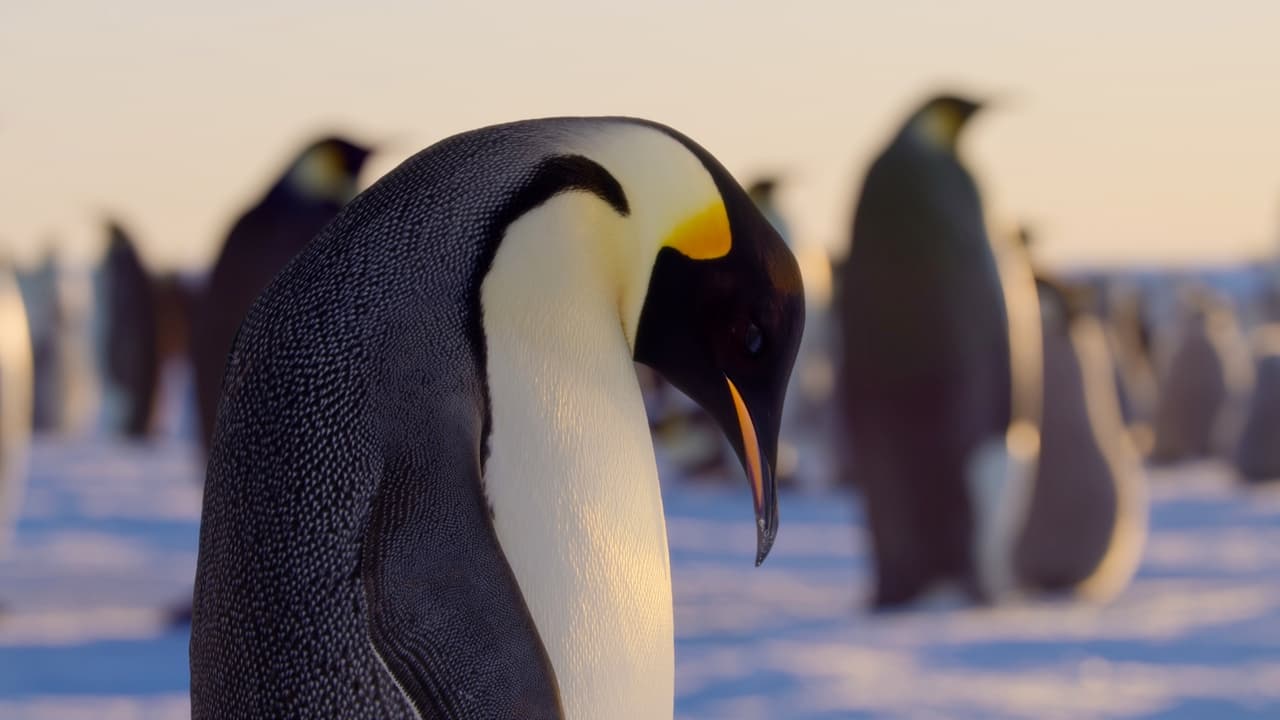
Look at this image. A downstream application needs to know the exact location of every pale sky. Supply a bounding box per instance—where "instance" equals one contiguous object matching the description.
[3,1,1278,271]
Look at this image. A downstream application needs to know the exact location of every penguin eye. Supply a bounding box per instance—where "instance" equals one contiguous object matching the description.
[744,322,765,358]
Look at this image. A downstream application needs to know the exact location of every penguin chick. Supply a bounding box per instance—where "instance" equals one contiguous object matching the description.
[190,117,804,720]
[190,135,373,453]
[1016,279,1147,601]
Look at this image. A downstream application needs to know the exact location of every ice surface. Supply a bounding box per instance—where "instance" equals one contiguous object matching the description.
[1,439,1277,719]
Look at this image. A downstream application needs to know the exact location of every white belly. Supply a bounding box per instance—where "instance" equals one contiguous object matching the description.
[480,195,674,720]
[0,270,32,558]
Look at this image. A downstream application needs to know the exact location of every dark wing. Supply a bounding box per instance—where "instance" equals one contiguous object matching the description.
[362,394,563,720]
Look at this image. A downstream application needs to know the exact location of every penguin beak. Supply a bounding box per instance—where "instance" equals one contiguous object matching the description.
[725,377,778,566]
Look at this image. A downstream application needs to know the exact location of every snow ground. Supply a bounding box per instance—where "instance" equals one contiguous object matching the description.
[1,438,1278,719]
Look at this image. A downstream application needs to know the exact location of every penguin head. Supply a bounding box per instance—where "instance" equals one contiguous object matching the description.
[746,176,779,207]
[285,136,374,204]
[910,94,984,152]
[611,125,804,565]
[104,219,133,253]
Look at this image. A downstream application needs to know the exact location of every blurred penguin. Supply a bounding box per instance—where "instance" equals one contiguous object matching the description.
[1105,283,1159,455]
[1234,325,1280,482]
[1015,279,1147,601]
[0,262,32,567]
[839,94,1042,609]
[190,136,372,452]
[1261,267,1280,325]
[20,251,100,435]
[1150,288,1253,464]
[749,175,838,490]
[149,274,195,439]
[100,220,159,438]
[747,177,792,242]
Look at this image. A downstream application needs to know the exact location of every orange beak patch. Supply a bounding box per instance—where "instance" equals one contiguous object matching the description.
[726,376,764,514]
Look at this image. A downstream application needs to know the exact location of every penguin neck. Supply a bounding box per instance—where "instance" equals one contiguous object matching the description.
[479,194,673,720]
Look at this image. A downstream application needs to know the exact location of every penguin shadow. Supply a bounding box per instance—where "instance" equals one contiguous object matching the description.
[676,670,881,720]
[0,627,192,698]
[932,629,1280,673]
[926,634,1280,720]
[1151,698,1280,719]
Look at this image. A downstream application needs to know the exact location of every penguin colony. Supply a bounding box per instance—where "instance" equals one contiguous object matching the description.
[190,136,373,453]
[190,117,803,719]
[0,87,1271,717]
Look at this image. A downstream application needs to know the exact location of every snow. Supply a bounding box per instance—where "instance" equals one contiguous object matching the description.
[1,438,1278,719]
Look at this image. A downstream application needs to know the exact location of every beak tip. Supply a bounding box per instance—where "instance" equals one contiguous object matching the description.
[754,517,777,567]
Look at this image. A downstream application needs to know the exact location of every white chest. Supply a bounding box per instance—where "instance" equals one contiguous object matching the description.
[479,195,674,720]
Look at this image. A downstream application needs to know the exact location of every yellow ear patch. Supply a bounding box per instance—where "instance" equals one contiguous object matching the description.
[922,104,964,149]
[663,201,731,260]
[295,144,349,199]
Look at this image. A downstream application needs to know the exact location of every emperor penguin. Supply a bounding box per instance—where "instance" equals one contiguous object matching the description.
[1234,325,1280,482]
[1150,289,1254,464]
[0,263,32,565]
[838,94,1042,608]
[1015,280,1147,600]
[100,220,159,438]
[190,117,804,719]
[190,135,373,453]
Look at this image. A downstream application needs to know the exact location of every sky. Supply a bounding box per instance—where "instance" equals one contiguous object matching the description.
[2,1,1279,272]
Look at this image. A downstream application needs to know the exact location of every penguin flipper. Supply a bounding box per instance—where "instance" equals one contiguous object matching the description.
[362,401,563,720]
